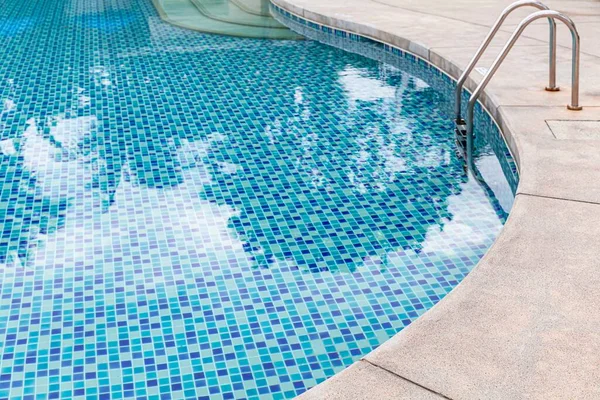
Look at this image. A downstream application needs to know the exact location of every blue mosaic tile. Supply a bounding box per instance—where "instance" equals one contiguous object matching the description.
[0,0,517,399]
[272,4,518,207]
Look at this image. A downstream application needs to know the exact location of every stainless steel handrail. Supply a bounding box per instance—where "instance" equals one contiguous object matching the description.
[455,0,557,122]
[465,10,582,169]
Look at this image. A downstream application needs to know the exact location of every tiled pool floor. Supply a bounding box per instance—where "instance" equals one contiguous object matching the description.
[0,0,512,398]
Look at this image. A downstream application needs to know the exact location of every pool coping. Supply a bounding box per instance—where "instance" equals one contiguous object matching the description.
[270,0,600,398]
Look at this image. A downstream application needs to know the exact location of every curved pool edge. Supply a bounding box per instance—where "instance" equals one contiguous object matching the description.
[270,0,600,398]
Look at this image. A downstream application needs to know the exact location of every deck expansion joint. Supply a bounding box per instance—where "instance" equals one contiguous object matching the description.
[517,192,600,207]
[361,359,454,400]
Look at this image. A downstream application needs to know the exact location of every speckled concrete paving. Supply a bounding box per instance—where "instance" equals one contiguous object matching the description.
[270,0,600,398]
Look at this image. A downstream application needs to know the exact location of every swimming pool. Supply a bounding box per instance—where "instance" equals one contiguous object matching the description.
[0,0,516,398]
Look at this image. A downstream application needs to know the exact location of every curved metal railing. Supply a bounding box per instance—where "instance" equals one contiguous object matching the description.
[455,0,558,123]
[464,10,582,169]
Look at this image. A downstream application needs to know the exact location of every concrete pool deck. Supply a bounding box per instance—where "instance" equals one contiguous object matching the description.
[270,0,600,398]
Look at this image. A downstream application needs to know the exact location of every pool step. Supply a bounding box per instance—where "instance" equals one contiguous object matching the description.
[153,0,302,39]
[230,0,271,17]
[190,0,284,28]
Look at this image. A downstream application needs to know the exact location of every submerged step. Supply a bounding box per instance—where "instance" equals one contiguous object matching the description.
[153,0,302,39]
[190,0,285,28]
[230,0,271,16]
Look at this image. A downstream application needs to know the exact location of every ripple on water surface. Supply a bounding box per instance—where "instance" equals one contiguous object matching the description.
[0,0,513,398]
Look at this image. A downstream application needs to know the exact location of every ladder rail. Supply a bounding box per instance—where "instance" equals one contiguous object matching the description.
[455,0,557,122]
[465,10,581,169]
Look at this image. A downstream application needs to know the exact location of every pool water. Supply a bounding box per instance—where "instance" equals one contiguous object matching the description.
[0,0,515,399]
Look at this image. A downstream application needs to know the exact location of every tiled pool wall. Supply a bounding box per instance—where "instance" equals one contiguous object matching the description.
[271,3,519,203]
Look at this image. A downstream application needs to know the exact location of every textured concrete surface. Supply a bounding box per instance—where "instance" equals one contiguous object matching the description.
[272,0,600,398]
[546,119,600,140]
[501,106,600,204]
[297,361,446,400]
[367,195,600,399]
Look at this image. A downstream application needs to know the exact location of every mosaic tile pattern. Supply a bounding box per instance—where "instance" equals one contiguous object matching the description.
[271,3,520,206]
[0,0,517,398]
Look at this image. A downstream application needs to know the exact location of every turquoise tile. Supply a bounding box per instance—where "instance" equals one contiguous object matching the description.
[0,0,517,399]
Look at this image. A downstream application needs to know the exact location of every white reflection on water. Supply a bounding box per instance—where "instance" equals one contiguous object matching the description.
[338,67,397,103]
[2,121,250,272]
[0,57,509,275]
[420,178,504,256]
